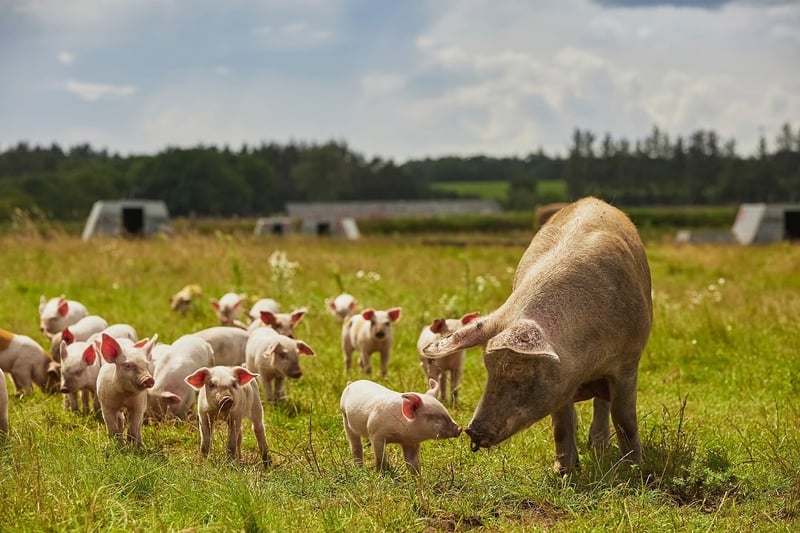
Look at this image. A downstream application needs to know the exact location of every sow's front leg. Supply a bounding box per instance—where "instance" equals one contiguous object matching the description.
[551,402,579,474]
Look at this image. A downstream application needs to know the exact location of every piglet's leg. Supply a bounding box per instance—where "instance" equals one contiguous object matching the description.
[402,444,421,475]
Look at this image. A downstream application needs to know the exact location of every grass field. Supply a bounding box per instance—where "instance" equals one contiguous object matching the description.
[0,227,798,531]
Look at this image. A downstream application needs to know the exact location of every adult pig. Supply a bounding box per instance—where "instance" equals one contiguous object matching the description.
[147,335,214,420]
[193,326,249,366]
[342,307,401,377]
[245,329,314,403]
[422,197,653,474]
[340,378,462,475]
[416,312,480,405]
[96,334,157,447]
[0,327,60,397]
[185,365,271,465]
[39,295,88,339]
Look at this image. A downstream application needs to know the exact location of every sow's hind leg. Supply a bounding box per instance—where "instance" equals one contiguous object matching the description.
[609,370,642,464]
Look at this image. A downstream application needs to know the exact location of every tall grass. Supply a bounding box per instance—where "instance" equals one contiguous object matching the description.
[0,231,798,531]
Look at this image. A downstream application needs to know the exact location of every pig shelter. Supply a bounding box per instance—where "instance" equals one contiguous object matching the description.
[731,203,800,245]
[81,200,171,240]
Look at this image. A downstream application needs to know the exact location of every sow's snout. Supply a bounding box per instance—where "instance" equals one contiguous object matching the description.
[465,425,493,452]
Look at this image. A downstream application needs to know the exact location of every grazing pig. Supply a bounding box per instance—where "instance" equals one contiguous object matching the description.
[193,326,249,366]
[0,327,60,396]
[96,334,157,447]
[170,284,202,315]
[326,293,358,321]
[210,292,247,328]
[340,379,462,475]
[147,335,214,420]
[39,295,88,339]
[58,340,101,413]
[0,368,8,437]
[422,197,653,473]
[416,312,480,405]
[185,366,271,465]
[245,329,314,403]
[342,307,401,377]
[247,308,307,338]
[49,315,108,360]
[248,298,280,321]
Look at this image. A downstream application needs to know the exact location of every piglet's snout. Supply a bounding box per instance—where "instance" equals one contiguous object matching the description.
[138,375,155,389]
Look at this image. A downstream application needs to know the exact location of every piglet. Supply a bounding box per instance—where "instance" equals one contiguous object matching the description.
[0,368,8,437]
[248,298,280,321]
[245,328,314,403]
[185,365,271,465]
[326,293,358,321]
[0,327,60,397]
[340,378,462,475]
[58,340,101,413]
[416,312,480,405]
[96,333,157,447]
[193,326,249,366]
[147,335,214,420]
[49,315,108,360]
[170,284,202,315]
[211,292,247,329]
[39,295,88,339]
[248,308,307,338]
[342,307,401,377]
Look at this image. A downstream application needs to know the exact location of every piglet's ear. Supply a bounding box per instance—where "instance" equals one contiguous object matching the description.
[185,368,210,390]
[62,328,75,344]
[59,341,69,361]
[387,307,401,322]
[233,367,258,386]
[260,311,277,326]
[361,309,375,321]
[211,300,220,311]
[429,318,447,334]
[57,299,69,316]
[296,341,315,356]
[401,393,423,421]
[328,300,336,310]
[290,309,307,324]
[82,344,97,365]
[348,300,357,310]
[100,333,122,363]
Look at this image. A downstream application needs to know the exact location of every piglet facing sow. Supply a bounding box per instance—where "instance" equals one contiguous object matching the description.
[422,197,653,474]
[340,379,462,475]
[185,365,271,465]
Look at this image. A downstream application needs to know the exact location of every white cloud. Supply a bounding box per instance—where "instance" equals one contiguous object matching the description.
[63,79,137,101]
[57,51,74,64]
[360,73,406,96]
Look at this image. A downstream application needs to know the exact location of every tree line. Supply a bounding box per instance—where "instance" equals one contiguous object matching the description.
[1,123,798,221]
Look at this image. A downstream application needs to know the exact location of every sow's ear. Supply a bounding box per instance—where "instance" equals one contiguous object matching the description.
[485,319,559,360]
[421,316,498,358]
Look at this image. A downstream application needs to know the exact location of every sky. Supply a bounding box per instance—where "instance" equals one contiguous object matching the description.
[1,0,798,161]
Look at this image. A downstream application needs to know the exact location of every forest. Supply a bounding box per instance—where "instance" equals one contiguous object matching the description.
[1,123,798,221]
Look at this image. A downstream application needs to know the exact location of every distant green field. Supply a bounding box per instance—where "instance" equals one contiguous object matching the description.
[431,180,510,201]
